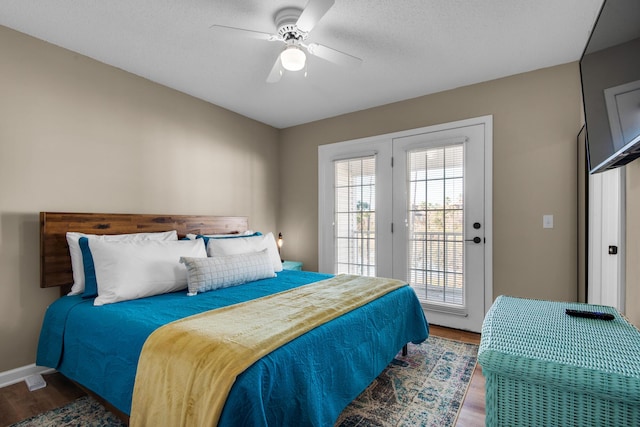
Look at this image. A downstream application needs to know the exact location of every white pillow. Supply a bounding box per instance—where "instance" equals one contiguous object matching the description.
[90,239,206,306]
[206,232,283,272]
[185,230,256,240]
[181,249,276,296]
[66,230,178,295]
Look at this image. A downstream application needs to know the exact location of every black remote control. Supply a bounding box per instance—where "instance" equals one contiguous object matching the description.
[565,309,615,321]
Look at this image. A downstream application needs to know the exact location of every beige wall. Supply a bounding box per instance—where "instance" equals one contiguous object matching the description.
[279,63,582,304]
[0,26,279,372]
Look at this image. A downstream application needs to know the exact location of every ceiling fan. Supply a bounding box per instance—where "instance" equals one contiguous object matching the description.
[211,0,362,83]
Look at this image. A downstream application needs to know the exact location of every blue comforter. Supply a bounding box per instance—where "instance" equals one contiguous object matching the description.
[37,270,428,426]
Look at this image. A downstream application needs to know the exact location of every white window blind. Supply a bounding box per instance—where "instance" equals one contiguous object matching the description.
[334,156,376,276]
[407,144,464,305]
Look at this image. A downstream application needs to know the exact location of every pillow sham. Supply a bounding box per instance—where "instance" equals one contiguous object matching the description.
[184,230,259,243]
[180,249,276,296]
[206,232,282,272]
[66,230,178,295]
[88,239,207,306]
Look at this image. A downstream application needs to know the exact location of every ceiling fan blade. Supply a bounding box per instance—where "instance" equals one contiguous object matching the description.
[296,0,335,33]
[266,56,283,83]
[210,24,279,42]
[305,43,362,68]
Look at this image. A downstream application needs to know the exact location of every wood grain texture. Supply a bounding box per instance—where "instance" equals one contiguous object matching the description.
[0,373,86,426]
[40,212,249,289]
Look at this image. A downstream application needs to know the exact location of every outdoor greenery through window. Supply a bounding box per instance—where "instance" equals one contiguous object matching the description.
[334,156,376,276]
[408,144,464,306]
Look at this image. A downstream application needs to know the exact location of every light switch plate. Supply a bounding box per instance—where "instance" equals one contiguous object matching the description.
[543,214,554,229]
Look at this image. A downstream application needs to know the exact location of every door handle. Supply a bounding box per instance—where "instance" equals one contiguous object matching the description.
[465,237,482,244]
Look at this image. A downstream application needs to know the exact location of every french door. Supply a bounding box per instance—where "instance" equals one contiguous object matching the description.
[319,116,492,332]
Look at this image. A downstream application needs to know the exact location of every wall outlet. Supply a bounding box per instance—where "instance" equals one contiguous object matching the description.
[543,214,554,229]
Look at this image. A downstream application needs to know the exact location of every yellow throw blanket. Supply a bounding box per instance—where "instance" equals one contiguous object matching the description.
[130,274,406,427]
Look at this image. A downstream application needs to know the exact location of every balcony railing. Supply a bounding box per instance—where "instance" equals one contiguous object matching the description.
[409,231,463,305]
[335,230,464,305]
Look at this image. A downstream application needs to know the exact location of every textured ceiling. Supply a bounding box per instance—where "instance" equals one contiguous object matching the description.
[0,0,604,128]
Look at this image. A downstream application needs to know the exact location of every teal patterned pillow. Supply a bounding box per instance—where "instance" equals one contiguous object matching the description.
[180,249,276,296]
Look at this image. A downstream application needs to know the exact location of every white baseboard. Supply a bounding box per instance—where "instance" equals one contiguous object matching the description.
[0,364,56,389]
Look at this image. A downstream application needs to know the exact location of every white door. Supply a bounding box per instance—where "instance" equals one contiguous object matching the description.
[319,116,492,332]
[392,123,487,331]
[588,167,626,312]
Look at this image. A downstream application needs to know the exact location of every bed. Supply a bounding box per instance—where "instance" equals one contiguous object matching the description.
[36,212,429,426]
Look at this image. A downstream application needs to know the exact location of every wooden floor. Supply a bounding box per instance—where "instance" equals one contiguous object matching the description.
[0,325,484,426]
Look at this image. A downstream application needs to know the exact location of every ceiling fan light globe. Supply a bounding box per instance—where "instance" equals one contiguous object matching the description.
[280,46,306,71]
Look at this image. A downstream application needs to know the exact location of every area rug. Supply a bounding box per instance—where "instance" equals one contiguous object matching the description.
[336,336,478,426]
[10,395,126,427]
[11,336,477,427]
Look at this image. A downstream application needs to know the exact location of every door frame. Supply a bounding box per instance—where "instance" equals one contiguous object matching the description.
[318,116,493,323]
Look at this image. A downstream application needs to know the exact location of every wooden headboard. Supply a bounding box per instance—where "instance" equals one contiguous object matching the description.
[40,212,249,292]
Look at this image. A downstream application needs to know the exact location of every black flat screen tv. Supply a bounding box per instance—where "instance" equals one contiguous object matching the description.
[580,0,640,174]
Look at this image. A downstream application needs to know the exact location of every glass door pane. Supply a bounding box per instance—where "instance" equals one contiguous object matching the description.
[334,156,376,276]
[407,144,464,306]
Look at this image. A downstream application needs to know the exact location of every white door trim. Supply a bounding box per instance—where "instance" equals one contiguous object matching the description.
[483,116,494,316]
[588,167,626,312]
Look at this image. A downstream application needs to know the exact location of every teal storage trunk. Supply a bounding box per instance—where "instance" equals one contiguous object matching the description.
[479,296,640,427]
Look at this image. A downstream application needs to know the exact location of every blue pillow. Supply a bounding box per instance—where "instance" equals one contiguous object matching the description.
[79,237,98,299]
